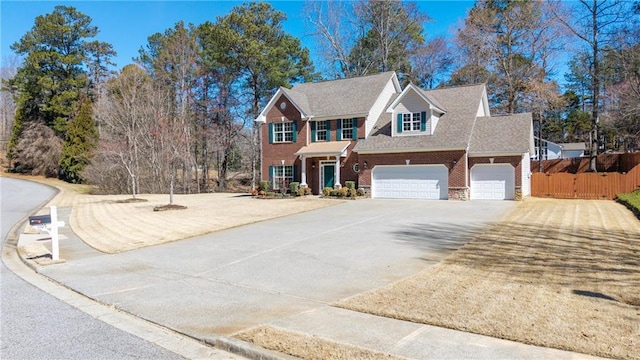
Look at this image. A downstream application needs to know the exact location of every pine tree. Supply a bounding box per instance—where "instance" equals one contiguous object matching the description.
[7,5,114,177]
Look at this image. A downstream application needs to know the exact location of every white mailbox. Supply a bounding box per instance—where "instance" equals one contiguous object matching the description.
[28,206,65,261]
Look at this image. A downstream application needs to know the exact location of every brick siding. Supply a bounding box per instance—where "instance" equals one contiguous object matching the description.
[356,151,466,188]
[261,95,364,194]
[261,95,306,186]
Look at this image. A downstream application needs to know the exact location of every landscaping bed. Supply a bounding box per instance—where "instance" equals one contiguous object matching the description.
[337,199,640,360]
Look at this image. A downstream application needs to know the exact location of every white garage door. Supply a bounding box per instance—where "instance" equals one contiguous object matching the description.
[372,165,448,199]
[471,164,514,200]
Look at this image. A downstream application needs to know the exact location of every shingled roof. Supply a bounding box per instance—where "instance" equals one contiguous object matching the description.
[469,113,534,155]
[282,71,397,118]
[355,83,533,156]
[354,83,487,153]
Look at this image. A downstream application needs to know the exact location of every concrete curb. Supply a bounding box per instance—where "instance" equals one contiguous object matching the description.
[1,179,258,360]
[208,336,299,360]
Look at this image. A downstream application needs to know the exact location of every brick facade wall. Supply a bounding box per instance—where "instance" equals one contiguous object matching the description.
[260,94,524,198]
[261,94,364,194]
[357,150,466,188]
[261,96,306,184]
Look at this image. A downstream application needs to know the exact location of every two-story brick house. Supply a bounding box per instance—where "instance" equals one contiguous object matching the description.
[255,72,534,200]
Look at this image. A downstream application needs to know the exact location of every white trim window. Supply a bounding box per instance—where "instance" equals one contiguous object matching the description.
[273,122,294,142]
[273,165,293,190]
[316,121,328,141]
[402,112,422,132]
[341,118,354,140]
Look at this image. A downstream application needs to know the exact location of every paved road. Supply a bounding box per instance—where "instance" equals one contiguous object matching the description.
[37,197,516,341]
[0,177,185,360]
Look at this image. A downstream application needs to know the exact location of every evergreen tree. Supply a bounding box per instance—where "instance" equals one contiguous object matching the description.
[7,5,114,177]
[212,2,316,187]
[60,98,98,183]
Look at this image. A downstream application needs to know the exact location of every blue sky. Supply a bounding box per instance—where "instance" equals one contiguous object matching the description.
[1,1,474,71]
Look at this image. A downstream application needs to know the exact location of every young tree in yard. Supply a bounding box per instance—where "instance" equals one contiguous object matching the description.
[552,0,634,170]
[6,5,114,177]
[215,2,316,188]
[59,97,98,183]
[155,92,191,205]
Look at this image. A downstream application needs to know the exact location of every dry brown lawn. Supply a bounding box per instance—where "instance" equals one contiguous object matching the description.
[236,326,405,360]
[4,173,339,253]
[338,198,640,360]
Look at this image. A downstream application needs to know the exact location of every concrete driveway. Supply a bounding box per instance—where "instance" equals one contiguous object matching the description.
[37,199,515,340]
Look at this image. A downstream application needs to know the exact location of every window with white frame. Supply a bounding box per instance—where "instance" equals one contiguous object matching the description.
[341,118,354,139]
[273,165,293,190]
[273,122,294,142]
[402,112,422,132]
[316,121,327,141]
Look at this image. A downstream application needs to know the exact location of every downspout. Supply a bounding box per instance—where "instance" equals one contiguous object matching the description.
[465,149,469,190]
[258,122,263,189]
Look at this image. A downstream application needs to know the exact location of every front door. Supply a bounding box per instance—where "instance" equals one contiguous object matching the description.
[322,164,335,190]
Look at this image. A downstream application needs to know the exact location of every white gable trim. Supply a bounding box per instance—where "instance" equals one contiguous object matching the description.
[390,72,402,93]
[481,86,491,117]
[386,83,446,114]
[254,87,308,123]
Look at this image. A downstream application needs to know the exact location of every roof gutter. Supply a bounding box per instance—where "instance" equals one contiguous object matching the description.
[468,151,529,157]
[354,146,466,155]
[308,113,369,121]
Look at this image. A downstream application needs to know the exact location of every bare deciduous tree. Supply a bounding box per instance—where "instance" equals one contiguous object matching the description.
[12,122,62,177]
[552,0,634,170]
[454,0,565,114]
[1,56,20,157]
[411,36,454,89]
[305,0,361,78]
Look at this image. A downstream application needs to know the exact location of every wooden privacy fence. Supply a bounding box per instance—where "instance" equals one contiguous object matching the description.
[532,165,640,200]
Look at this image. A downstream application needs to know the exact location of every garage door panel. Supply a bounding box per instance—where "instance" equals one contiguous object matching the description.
[471,164,514,200]
[372,165,448,200]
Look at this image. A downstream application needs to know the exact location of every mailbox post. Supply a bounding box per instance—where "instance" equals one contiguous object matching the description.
[50,206,60,260]
[28,206,65,261]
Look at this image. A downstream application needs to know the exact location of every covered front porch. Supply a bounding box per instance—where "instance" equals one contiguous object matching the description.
[295,141,351,194]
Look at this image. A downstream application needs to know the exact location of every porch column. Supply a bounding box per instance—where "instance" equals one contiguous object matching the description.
[300,155,307,187]
[335,156,341,187]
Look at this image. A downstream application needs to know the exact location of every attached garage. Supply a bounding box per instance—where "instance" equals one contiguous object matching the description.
[470,164,515,200]
[372,165,448,199]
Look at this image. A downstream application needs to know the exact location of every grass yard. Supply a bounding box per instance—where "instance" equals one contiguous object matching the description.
[617,189,640,218]
[337,199,640,360]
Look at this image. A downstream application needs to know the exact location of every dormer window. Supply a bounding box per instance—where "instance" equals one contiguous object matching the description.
[402,113,422,132]
[397,111,428,134]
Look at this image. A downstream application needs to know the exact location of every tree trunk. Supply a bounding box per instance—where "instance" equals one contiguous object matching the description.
[589,0,600,172]
[169,163,175,205]
[131,174,137,199]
